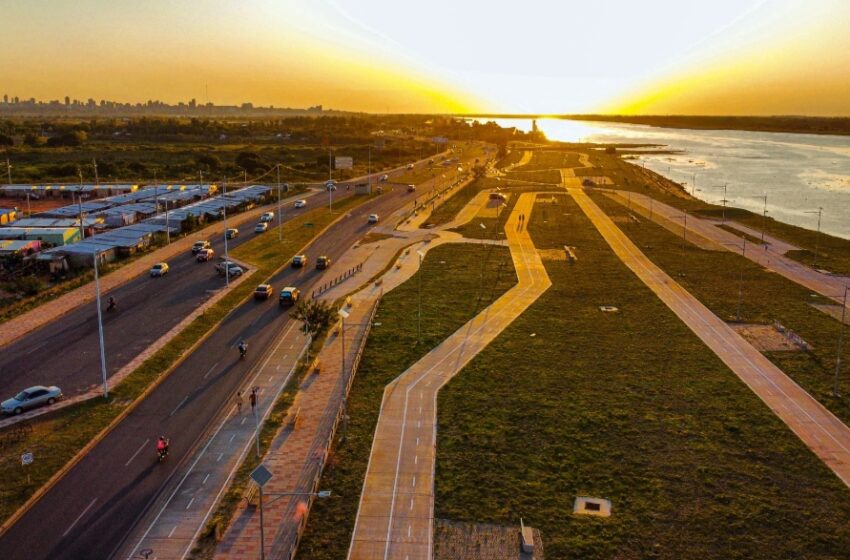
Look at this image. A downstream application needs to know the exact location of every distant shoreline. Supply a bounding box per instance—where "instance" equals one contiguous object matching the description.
[461,114,850,137]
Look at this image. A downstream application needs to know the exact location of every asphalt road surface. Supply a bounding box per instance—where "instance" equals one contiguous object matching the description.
[0,188,329,401]
[0,147,486,560]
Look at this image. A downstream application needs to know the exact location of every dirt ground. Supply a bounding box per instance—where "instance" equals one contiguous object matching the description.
[0,196,69,216]
[729,323,805,352]
[434,519,544,560]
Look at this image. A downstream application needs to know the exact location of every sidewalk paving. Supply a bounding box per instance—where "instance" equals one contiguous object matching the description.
[120,322,309,560]
[348,193,551,560]
[0,196,303,350]
[571,186,850,489]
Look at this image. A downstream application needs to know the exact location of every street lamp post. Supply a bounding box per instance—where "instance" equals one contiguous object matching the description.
[835,284,848,398]
[223,178,230,286]
[804,207,824,268]
[417,250,425,343]
[276,164,283,242]
[93,250,109,398]
[711,184,728,224]
[760,194,768,246]
[77,168,86,241]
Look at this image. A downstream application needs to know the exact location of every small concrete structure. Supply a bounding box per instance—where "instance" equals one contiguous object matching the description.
[520,518,535,553]
[574,496,612,517]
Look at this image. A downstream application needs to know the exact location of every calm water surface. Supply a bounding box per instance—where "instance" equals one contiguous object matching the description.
[481,118,850,239]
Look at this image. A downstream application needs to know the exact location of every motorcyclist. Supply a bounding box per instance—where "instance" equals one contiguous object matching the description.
[156,436,169,459]
[238,339,248,358]
[107,296,116,311]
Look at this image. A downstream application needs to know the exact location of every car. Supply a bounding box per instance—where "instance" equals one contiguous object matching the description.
[150,262,169,277]
[254,284,273,300]
[291,254,308,268]
[279,286,300,307]
[196,248,215,262]
[216,260,245,277]
[316,255,331,270]
[255,222,269,233]
[294,199,307,209]
[407,163,415,170]
[326,184,337,191]
[226,228,239,239]
[489,192,507,201]
[2,385,63,415]
[379,174,389,182]
[376,185,383,194]
[368,214,379,224]
[260,211,275,222]
[407,184,416,192]
[191,240,211,254]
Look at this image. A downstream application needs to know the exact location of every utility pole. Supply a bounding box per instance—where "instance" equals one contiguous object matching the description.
[93,158,99,186]
[77,168,85,240]
[93,250,109,398]
[760,194,768,246]
[277,164,283,242]
[222,178,230,286]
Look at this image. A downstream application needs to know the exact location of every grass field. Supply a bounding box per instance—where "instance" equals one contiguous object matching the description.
[434,192,850,559]
[0,195,368,525]
[591,191,850,424]
[505,169,563,183]
[520,150,582,171]
[295,243,518,560]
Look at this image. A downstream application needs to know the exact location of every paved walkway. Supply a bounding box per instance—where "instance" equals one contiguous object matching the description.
[214,297,376,560]
[120,323,309,560]
[0,195,304,350]
[571,187,850,488]
[604,190,850,308]
[348,193,551,560]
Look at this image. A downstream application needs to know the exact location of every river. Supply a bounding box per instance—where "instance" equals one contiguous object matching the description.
[477,117,850,239]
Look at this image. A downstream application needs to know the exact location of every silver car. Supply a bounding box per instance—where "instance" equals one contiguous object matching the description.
[2,385,63,415]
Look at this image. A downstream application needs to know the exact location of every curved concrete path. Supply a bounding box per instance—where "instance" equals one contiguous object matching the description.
[348,193,551,560]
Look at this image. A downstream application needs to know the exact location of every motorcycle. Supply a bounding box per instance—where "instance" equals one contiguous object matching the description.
[106,298,117,312]
[239,344,248,359]
[157,439,169,462]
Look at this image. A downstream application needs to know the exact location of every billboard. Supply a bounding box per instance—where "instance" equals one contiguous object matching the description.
[335,156,353,170]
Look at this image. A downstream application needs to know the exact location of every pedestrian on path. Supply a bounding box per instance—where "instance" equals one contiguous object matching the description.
[235,391,243,414]
[249,388,258,413]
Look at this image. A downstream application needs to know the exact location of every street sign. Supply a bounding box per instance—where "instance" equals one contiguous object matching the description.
[21,452,33,466]
[335,156,353,170]
[251,464,273,488]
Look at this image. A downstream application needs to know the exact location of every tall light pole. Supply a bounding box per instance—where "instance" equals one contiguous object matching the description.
[417,250,425,343]
[93,250,109,398]
[759,194,768,246]
[93,158,99,186]
[222,178,230,286]
[835,283,848,398]
[711,184,728,224]
[804,207,823,268]
[77,168,85,241]
[276,164,283,242]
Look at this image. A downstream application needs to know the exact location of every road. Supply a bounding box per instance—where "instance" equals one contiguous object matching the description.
[571,187,850,489]
[348,193,550,560]
[0,146,487,560]
[0,189,328,400]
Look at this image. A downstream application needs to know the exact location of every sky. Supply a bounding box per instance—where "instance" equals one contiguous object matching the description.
[1,0,849,115]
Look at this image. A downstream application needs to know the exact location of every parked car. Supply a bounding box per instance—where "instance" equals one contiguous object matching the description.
[294,199,307,208]
[254,284,273,300]
[407,184,416,192]
[260,211,275,222]
[376,185,384,194]
[2,385,63,415]
[192,240,211,254]
[379,174,389,182]
[291,254,308,268]
[489,192,507,201]
[255,222,269,233]
[196,248,215,262]
[279,286,300,307]
[407,163,415,170]
[216,260,245,277]
[225,228,239,239]
[150,262,169,277]
[316,255,331,270]
[368,214,379,224]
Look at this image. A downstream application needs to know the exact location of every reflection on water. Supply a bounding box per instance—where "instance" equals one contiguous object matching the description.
[477,117,850,239]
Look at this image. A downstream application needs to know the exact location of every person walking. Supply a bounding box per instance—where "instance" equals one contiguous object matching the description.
[249,388,258,413]
[235,391,243,414]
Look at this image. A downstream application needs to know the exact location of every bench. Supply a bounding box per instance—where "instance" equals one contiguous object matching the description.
[244,482,260,508]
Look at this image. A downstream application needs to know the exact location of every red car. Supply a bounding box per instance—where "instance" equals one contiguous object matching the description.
[196,248,215,262]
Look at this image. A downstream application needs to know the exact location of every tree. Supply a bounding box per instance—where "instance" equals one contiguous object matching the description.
[195,153,221,171]
[290,299,338,338]
[23,133,45,147]
[46,130,87,147]
[235,151,266,174]
[0,133,13,146]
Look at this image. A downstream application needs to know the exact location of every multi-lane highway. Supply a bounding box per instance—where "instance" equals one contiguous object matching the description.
[0,146,488,560]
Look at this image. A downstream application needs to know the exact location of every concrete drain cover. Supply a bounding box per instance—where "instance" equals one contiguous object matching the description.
[574,497,612,517]
[599,305,619,313]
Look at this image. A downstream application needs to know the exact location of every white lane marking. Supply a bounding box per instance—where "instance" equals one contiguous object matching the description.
[415,437,419,446]
[202,362,219,379]
[414,455,418,465]
[268,375,273,382]
[410,497,414,510]
[408,524,412,537]
[63,497,97,537]
[411,476,416,488]
[217,453,223,462]
[186,497,195,510]
[24,341,49,356]
[202,473,210,485]
[125,438,150,467]
[229,434,235,443]
[168,525,177,538]
[241,417,247,425]
[417,421,421,429]
[169,395,189,417]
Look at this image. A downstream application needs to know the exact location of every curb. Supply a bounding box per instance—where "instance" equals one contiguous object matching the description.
[0,196,368,538]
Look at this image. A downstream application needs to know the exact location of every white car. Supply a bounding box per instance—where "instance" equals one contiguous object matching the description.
[259,211,274,222]
[368,214,379,224]
[379,174,389,182]
[406,163,415,170]
[294,199,307,209]
[254,222,269,233]
[150,262,169,277]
